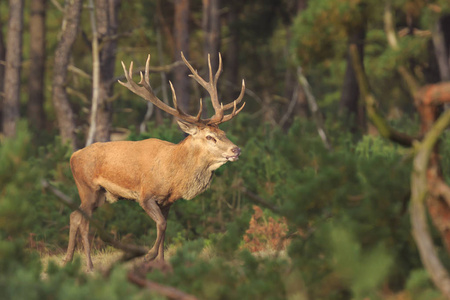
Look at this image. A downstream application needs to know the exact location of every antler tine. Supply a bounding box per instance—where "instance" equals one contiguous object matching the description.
[144,54,151,86]
[181,52,208,89]
[212,79,246,124]
[120,52,245,126]
[214,53,223,86]
[222,79,245,111]
[118,61,137,90]
[119,55,205,125]
[195,99,203,121]
[128,61,133,77]
[218,102,246,124]
[181,52,220,107]
[168,81,179,111]
[118,61,128,86]
[207,54,214,84]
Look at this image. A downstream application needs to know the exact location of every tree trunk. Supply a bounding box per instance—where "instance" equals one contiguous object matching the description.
[2,0,24,137]
[85,0,100,147]
[339,26,366,130]
[432,16,450,82]
[28,0,47,131]
[51,0,83,150]
[94,0,120,142]
[0,5,6,132]
[173,0,190,113]
[202,0,220,71]
[225,2,239,94]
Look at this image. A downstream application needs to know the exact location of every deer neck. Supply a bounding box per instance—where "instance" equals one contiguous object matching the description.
[177,136,219,171]
[173,136,216,200]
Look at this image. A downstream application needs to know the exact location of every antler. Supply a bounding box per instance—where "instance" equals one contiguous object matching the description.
[180,52,246,125]
[118,55,203,125]
[118,53,245,126]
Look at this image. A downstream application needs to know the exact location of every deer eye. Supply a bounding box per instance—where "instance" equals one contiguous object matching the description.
[206,135,216,143]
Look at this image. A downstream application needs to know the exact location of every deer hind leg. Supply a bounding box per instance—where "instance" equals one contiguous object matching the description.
[63,209,83,264]
[64,183,102,272]
[139,199,170,261]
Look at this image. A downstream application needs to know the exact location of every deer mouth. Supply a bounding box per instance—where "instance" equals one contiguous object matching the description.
[225,155,240,162]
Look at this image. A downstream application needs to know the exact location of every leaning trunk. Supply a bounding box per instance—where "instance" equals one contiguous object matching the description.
[339,26,366,130]
[51,0,83,150]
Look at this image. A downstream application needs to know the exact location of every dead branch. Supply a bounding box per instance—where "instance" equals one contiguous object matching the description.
[349,44,416,147]
[296,67,332,150]
[68,64,92,80]
[279,83,299,128]
[241,187,281,215]
[127,271,198,300]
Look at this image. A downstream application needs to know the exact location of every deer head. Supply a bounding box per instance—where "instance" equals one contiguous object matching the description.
[118,52,245,168]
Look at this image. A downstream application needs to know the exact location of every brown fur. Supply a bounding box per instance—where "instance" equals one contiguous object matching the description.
[64,124,241,271]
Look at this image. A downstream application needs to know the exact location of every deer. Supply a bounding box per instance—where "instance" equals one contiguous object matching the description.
[63,52,245,271]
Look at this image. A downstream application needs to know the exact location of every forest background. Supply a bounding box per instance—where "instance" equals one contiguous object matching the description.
[2,0,450,299]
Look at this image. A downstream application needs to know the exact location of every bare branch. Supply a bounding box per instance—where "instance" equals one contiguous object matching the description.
[349,44,416,147]
[50,0,64,12]
[68,64,91,80]
[296,67,332,150]
[67,87,89,104]
[241,187,281,214]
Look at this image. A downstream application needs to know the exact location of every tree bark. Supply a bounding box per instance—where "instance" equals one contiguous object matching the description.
[2,0,24,137]
[51,0,83,150]
[94,0,120,142]
[28,0,47,131]
[173,0,190,113]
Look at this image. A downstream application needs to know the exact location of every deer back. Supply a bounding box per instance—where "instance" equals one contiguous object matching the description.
[70,125,239,205]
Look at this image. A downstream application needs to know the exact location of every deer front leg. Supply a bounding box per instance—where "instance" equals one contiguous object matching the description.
[156,205,171,261]
[140,198,168,261]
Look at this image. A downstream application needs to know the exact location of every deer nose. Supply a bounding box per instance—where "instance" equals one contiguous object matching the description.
[232,147,241,156]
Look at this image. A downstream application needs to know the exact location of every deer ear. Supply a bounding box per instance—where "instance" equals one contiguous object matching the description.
[177,119,199,135]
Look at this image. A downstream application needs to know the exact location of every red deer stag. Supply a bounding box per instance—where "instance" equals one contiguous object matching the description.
[63,53,245,271]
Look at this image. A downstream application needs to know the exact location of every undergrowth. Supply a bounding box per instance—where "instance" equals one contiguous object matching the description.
[0,117,443,299]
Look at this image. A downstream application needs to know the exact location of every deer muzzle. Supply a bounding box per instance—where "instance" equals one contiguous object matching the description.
[226,147,241,162]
